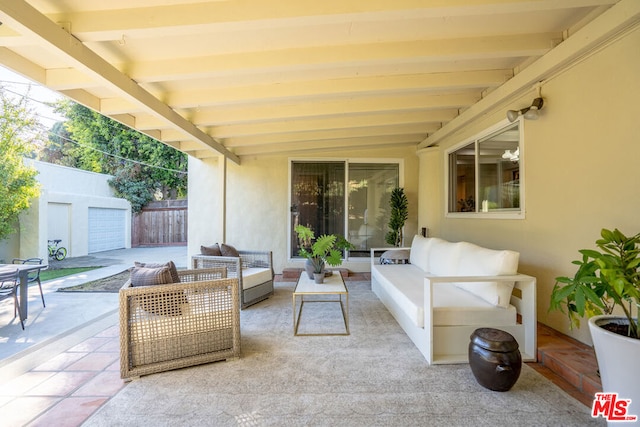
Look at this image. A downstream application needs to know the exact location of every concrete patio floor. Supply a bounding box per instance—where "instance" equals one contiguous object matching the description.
[0,247,603,425]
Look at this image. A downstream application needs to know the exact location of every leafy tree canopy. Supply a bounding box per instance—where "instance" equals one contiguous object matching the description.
[0,86,41,241]
[40,100,187,212]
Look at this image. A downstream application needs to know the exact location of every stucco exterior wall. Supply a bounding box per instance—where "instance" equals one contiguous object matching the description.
[188,155,225,256]
[418,28,640,344]
[188,146,419,274]
[6,160,132,261]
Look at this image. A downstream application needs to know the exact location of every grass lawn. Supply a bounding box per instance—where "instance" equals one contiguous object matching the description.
[58,270,129,292]
[40,267,101,281]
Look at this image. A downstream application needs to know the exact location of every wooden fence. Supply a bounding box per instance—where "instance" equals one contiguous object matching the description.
[131,200,187,247]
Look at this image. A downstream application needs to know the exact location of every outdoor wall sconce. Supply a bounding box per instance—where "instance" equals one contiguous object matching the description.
[507,97,544,122]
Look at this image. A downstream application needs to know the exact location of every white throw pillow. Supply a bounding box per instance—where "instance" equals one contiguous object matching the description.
[455,242,519,308]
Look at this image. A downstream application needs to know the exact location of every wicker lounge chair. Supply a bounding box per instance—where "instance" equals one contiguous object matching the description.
[192,250,274,309]
[119,268,240,380]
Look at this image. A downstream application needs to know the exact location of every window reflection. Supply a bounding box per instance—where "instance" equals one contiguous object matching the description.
[448,122,520,214]
[478,126,520,211]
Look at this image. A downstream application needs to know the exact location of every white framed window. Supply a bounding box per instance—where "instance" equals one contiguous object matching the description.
[445,119,524,219]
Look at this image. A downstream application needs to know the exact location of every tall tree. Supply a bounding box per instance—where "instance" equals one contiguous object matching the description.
[0,86,41,241]
[40,100,188,212]
[39,121,77,167]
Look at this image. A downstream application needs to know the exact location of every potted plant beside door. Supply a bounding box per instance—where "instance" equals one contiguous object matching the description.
[294,225,354,283]
[550,228,640,421]
[385,187,408,247]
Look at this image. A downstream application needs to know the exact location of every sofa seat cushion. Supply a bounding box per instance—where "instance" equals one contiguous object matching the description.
[373,264,426,327]
[372,264,517,328]
[433,283,516,326]
[242,267,272,290]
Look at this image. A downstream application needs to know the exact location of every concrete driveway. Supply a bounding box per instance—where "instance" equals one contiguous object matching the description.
[47,246,189,270]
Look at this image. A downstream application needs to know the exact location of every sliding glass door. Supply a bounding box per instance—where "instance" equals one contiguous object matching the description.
[291,162,345,257]
[347,163,399,256]
[290,160,399,258]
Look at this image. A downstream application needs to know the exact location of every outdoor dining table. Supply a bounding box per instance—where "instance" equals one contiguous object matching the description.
[0,263,46,322]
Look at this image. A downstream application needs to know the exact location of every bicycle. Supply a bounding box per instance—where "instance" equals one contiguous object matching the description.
[48,239,68,261]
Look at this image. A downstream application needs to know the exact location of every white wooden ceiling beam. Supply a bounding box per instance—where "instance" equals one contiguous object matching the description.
[0,0,240,164]
[46,67,97,90]
[233,134,421,156]
[161,129,189,142]
[210,110,457,139]
[224,123,441,147]
[49,0,617,42]
[59,88,101,111]
[164,70,511,109]
[129,34,556,83]
[0,47,46,84]
[192,93,479,125]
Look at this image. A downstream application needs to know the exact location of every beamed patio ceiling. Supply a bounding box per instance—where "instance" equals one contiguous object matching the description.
[0,1,632,164]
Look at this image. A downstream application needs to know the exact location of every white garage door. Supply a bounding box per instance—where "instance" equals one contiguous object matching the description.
[88,208,126,253]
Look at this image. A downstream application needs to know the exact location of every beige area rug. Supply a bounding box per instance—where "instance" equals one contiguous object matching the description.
[84,281,603,426]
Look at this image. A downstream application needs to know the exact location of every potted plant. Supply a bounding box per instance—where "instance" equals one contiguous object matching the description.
[550,228,640,420]
[385,187,408,247]
[294,225,354,283]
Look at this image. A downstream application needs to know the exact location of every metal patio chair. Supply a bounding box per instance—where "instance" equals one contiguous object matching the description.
[0,268,23,329]
[12,258,47,308]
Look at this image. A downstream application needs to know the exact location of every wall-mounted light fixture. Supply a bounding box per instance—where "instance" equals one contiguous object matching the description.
[507,97,544,122]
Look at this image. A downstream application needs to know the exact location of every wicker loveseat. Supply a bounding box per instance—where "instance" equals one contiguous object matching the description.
[192,249,274,309]
[119,267,241,380]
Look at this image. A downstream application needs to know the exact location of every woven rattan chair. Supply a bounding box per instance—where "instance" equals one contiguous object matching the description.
[119,267,240,380]
[192,251,274,309]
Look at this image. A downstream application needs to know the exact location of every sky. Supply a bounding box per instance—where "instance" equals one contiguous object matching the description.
[0,65,66,127]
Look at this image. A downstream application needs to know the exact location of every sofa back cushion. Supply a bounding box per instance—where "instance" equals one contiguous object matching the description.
[134,260,180,283]
[201,244,222,256]
[129,266,187,316]
[409,235,431,271]
[428,239,461,276]
[455,242,519,308]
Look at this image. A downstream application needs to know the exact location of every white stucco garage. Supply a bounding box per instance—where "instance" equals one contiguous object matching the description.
[3,160,132,262]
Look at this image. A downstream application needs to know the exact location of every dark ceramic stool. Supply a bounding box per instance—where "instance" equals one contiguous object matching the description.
[468,328,522,391]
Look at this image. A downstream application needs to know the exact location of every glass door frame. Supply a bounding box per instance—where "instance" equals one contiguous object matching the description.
[288,157,404,262]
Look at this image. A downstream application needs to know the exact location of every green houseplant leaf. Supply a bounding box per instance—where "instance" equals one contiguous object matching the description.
[550,228,640,339]
[294,225,354,273]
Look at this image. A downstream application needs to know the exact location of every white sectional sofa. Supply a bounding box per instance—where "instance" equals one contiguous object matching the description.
[371,235,536,365]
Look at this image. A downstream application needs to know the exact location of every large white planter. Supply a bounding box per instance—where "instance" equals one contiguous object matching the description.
[589,315,640,424]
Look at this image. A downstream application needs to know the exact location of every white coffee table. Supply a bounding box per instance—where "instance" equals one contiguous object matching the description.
[292,271,349,336]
